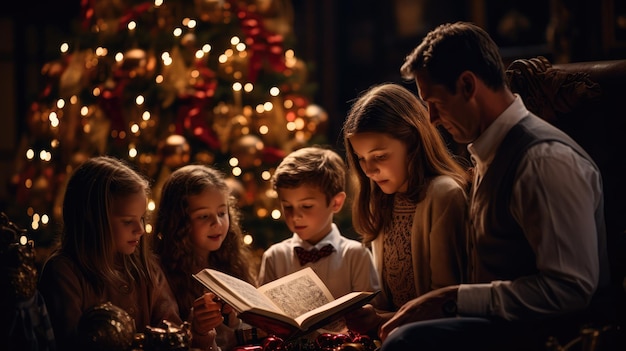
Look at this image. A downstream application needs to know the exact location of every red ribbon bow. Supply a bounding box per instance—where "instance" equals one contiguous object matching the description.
[294,244,334,266]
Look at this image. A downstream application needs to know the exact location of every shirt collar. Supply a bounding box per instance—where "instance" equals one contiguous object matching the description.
[291,223,340,250]
[467,94,529,173]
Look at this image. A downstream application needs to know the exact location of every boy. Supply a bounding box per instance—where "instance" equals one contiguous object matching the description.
[258,146,379,299]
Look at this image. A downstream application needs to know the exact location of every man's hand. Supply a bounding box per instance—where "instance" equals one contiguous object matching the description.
[379,285,459,341]
[344,304,383,335]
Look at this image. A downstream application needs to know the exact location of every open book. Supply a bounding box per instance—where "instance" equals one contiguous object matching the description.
[192,267,378,339]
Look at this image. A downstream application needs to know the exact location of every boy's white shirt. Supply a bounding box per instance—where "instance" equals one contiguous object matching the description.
[258,223,380,299]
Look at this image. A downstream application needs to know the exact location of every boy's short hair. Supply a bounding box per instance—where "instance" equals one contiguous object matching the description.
[272,146,346,204]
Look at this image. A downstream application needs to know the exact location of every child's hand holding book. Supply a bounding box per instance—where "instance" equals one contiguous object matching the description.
[192,292,223,336]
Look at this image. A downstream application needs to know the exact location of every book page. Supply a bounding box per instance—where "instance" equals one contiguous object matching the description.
[293,291,374,327]
[257,267,334,319]
[193,269,280,313]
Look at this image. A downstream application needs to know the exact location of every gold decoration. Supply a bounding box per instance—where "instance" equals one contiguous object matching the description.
[195,0,225,23]
[159,134,191,169]
[231,134,264,169]
[255,0,294,37]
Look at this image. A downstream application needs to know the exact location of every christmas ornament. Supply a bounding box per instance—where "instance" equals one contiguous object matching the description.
[212,101,237,153]
[0,212,37,303]
[60,51,89,97]
[77,301,136,351]
[255,0,294,38]
[142,320,192,351]
[350,334,377,351]
[13,0,326,264]
[283,56,308,93]
[195,0,226,24]
[225,176,246,207]
[194,150,216,165]
[304,104,328,138]
[159,134,191,169]
[315,332,336,349]
[233,346,263,351]
[231,134,264,169]
[336,343,366,351]
[261,335,284,350]
[332,333,352,346]
[120,48,152,78]
[180,33,199,67]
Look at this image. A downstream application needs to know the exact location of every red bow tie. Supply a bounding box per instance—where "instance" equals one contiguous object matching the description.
[294,244,335,265]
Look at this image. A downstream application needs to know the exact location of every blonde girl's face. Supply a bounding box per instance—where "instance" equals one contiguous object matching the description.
[186,188,230,257]
[110,192,147,255]
[349,132,409,194]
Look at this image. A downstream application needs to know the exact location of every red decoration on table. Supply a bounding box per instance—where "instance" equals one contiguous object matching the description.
[252,331,379,351]
[262,335,284,351]
[315,333,335,349]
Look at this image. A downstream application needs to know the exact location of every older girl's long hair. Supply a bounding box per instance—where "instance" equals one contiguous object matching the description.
[59,155,155,293]
[342,83,469,243]
[154,164,254,319]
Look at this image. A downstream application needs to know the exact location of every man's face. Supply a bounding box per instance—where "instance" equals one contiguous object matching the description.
[415,75,479,144]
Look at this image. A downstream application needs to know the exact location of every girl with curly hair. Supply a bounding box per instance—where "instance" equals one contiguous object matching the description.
[153,163,256,350]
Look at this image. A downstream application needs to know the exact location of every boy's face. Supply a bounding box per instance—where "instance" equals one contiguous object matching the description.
[277,185,345,245]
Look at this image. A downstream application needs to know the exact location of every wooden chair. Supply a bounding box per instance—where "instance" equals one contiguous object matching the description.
[506,57,626,349]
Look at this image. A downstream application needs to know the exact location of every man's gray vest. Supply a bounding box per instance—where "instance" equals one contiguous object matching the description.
[468,114,610,292]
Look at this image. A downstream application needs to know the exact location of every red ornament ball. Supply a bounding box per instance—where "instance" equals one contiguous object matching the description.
[262,335,284,351]
[316,333,336,349]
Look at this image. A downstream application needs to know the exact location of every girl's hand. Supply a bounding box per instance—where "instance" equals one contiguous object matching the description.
[192,292,224,334]
[220,302,242,329]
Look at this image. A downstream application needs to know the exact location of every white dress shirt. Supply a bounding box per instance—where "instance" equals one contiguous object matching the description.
[258,223,380,299]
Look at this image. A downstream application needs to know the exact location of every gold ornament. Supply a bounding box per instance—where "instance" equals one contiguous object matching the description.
[120,48,154,78]
[255,0,294,37]
[195,0,225,23]
[251,96,288,147]
[60,51,90,97]
[211,102,237,153]
[218,48,249,81]
[284,56,308,93]
[159,134,191,169]
[304,103,329,138]
[231,134,263,169]
[194,150,216,165]
[224,177,245,207]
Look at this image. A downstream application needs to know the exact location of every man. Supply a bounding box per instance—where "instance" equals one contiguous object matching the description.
[380,21,614,350]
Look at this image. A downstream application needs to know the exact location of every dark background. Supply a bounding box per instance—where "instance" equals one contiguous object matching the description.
[1,0,625,204]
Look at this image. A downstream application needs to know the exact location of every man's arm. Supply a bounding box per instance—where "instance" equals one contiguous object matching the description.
[379,285,458,341]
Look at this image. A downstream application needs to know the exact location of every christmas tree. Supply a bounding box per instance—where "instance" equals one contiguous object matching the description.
[8,0,330,252]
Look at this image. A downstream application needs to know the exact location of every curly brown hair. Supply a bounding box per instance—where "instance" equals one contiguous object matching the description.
[153,164,255,320]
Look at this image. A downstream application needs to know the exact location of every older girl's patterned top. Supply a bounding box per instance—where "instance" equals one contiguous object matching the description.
[382,193,417,310]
